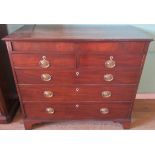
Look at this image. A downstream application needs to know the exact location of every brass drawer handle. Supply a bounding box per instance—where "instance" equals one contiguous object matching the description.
[39,56,50,68]
[105,56,116,68]
[46,107,55,114]
[43,91,53,98]
[102,91,111,98]
[100,108,109,114]
[104,74,114,82]
[41,74,52,81]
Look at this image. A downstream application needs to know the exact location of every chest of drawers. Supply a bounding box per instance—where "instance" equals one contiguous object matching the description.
[3,25,153,129]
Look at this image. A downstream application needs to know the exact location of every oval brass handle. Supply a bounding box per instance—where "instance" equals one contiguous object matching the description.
[39,56,50,68]
[100,108,109,114]
[105,56,116,68]
[43,91,53,98]
[102,91,112,98]
[41,74,52,81]
[46,107,54,114]
[104,74,114,82]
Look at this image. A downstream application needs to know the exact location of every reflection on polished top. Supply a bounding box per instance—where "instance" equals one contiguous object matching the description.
[3,25,153,41]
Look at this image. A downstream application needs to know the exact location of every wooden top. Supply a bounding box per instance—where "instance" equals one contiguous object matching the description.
[3,25,153,41]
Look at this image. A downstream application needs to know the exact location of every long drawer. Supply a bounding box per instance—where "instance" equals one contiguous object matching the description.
[11,41,145,54]
[19,85,136,102]
[15,68,140,84]
[23,102,131,120]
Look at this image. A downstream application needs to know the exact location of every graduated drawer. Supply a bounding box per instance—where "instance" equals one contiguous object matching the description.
[19,85,136,102]
[23,102,131,120]
[11,54,75,69]
[11,41,77,54]
[15,68,140,84]
[79,54,143,69]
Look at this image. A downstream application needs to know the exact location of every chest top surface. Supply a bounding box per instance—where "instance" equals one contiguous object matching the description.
[3,25,153,41]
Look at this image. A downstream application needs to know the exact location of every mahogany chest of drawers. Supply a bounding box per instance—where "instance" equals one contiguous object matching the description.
[3,25,152,129]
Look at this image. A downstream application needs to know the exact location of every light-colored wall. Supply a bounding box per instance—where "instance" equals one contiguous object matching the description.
[7,24,24,34]
[133,25,155,93]
[6,24,155,93]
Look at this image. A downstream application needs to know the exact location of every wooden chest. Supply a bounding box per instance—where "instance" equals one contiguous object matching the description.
[3,25,153,129]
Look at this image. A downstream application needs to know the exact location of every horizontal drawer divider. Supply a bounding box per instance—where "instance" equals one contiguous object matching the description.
[11,50,144,55]
[17,84,137,86]
[22,101,132,103]
[14,67,141,69]
[22,100,133,102]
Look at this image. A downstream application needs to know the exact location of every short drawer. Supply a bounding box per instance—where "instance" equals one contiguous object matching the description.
[12,54,75,69]
[19,85,136,102]
[15,68,140,84]
[78,42,145,54]
[12,41,77,53]
[79,54,143,69]
[23,102,131,120]
[15,69,76,84]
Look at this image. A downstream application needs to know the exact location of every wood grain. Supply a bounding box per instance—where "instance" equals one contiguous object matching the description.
[12,54,76,69]
[23,102,131,120]
[19,85,136,102]
[15,68,140,84]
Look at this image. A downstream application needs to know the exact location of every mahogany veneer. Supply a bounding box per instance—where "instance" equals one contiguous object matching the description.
[3,25,153,129]
[19,85,136,102]
[15,68,140,84]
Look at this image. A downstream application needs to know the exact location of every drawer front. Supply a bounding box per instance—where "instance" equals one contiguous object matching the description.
[12,54,75,69]
[15,69,76,84]
[76,69,140,84]
[15,68,140,84]
[79,42,145,54]
[19,85,136,102]
[79,54,143,69]
[24,102,131,120]
[12,41,145,54]
[12,41,77,53]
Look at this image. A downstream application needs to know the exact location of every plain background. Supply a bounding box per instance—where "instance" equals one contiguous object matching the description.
[0,0,155,155]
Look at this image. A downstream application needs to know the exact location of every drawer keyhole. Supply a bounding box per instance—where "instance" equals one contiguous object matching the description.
[76,88,79,92]
[76,71,80,77]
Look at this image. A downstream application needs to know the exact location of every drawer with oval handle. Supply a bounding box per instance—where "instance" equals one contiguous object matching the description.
[23,102,131,120]
[15,69,76,84]
[79,54,143,69]
[15,68,140,84]
[19,85,136,102]
[12,54,75,69]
